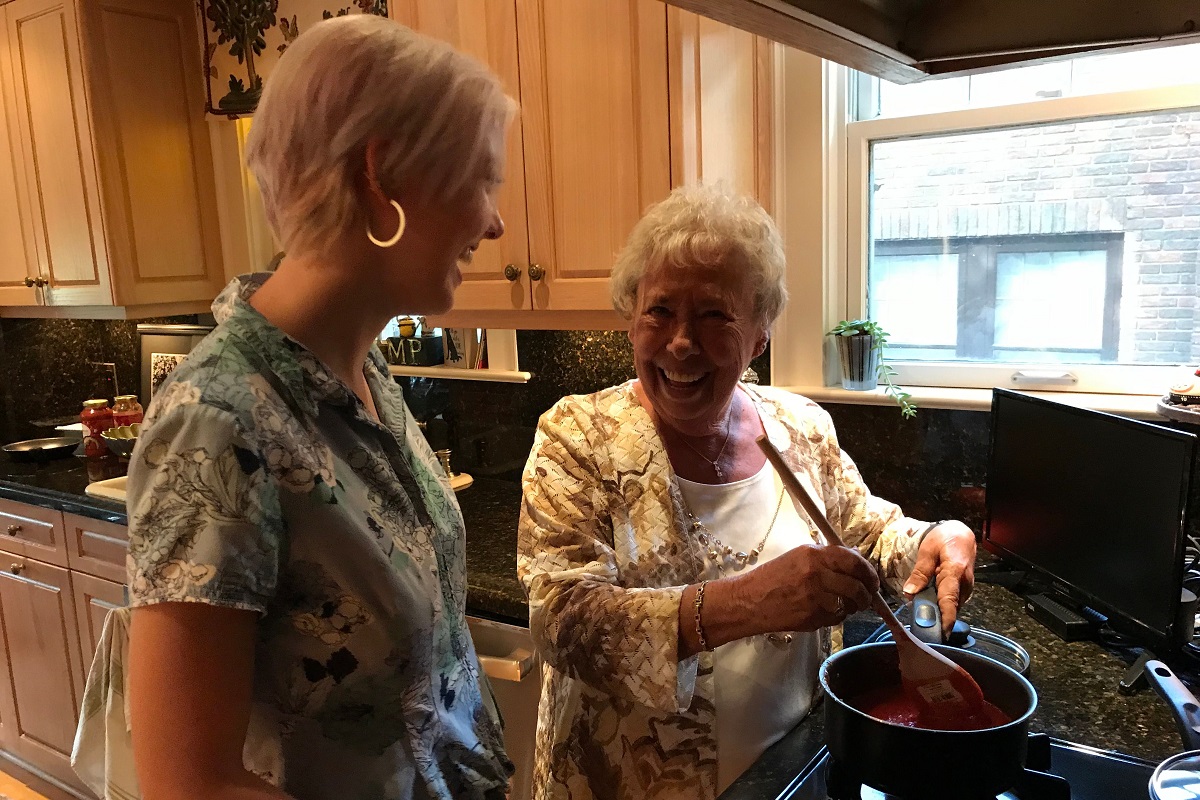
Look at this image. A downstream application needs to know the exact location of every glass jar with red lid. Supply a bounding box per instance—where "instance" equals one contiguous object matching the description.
[112,395,144,428]
[81,399,115,458]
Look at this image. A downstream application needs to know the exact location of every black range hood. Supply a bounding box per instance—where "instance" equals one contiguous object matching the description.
[662,0,1200,83]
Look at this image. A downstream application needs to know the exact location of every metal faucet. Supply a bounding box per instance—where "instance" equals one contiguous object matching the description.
[89,362,119,397]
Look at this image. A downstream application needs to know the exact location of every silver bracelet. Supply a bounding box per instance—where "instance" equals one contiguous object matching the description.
[694,581,711,652]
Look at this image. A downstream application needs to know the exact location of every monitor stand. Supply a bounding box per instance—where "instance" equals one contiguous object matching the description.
[1024,591,1105,642]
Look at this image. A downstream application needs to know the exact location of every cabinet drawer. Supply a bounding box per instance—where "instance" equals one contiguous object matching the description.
[0,499,66,567]
[64,512,127,583]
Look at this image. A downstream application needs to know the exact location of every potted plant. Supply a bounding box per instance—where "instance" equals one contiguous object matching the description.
[828,319,917,418]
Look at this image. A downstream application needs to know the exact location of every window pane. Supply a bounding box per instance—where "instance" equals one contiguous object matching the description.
[864,43,1200,120]
[994,250,1108,350]
[870,252,958,347]
[867,109,1200,367]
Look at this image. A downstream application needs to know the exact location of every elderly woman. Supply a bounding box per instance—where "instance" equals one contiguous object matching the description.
[112,16,515,800]
[518,184,977,799]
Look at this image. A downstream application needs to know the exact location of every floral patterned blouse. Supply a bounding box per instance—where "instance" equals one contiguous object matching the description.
[125,275,512,800]
[518,382,929,800]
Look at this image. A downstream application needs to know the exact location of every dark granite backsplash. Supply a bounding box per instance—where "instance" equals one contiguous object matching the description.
[0,316,198,444]
[400,330,771,482]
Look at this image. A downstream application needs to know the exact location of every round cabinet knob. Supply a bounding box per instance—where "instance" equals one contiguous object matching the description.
[503,264,522,282]
[5,525,19,536]
[9,564,23,575]
[23,277,35,288]
[528,264,545,282]
[35,277,48,287]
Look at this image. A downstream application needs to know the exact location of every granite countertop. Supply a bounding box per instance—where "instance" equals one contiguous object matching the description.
[721,577,1187,798]
[0,453,127,525]
[0,454,530,625]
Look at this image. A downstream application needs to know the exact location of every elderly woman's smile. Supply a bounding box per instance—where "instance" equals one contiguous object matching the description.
[630,260,768,434]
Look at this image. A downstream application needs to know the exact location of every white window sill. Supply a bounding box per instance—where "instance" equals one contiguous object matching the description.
[779,385,1167,422]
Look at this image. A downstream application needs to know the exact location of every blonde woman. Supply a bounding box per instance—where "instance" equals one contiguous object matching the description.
[106,16,515,800]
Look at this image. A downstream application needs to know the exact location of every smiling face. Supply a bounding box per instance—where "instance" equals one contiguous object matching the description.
[629,257,768,436]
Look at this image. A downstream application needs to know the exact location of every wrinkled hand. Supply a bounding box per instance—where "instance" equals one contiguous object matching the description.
[902,521,976,636]
[749,543,881,632]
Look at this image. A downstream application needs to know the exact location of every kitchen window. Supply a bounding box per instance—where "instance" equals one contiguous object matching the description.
[872,234,1124,364]
[806,44,1200,397]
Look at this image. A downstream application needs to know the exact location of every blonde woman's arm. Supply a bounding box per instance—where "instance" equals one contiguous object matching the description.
[129,604,294,800]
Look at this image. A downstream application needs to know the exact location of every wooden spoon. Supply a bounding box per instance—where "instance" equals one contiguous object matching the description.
[755,435,987,724]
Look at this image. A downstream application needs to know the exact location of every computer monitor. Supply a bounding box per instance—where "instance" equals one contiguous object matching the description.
[985,388,1197,652]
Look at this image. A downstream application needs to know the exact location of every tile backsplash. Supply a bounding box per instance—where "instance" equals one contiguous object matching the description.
[0,316,198,444]
[401,330,993,531]
[400,330,772,482]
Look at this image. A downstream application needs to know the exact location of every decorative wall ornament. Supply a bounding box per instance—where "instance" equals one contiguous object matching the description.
[201,0,388,116]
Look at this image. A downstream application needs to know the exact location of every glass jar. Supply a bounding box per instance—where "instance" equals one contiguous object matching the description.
[81,399,114,458]
[112,395,144,428]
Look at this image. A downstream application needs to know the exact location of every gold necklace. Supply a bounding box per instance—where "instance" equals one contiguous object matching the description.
[674,409,734,481]
[681,484,786,574]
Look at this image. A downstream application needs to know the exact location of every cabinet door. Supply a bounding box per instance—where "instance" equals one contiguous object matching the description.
[668,10,775,210]
[71,571,124,683]
[392,0,531,313]
[5,0,113,306]
[78,0,227,307]
[0,558,88,793]
[0,6,38,307]
[517,0,671,313]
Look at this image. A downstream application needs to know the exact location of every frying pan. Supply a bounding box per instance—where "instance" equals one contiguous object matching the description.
[2,437,79,463]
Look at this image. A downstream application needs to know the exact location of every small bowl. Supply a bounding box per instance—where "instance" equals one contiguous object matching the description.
[100,423,140,458]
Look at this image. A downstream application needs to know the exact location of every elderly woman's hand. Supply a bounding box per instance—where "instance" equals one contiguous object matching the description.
[902,520,977,637]
[748,543,881,632]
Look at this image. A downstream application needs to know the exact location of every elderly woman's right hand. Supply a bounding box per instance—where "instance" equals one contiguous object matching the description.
[683,543,881,656]
[746,543,880,632]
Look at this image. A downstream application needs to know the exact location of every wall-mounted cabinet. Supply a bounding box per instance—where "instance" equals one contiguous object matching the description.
[0,0,226,317]
[395,0,775,330]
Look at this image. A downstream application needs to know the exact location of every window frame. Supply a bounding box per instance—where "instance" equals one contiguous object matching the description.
[842,82,1200,395]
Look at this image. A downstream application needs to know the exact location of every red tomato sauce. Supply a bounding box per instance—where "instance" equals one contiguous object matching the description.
[848,685,1011,731]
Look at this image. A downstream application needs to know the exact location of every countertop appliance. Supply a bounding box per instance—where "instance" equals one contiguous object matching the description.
[664,0,1200,83]
[466,616,540,800]
[778,732,1156,799]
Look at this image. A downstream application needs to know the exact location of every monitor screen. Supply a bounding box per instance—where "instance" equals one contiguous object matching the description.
[985,388,1196,650]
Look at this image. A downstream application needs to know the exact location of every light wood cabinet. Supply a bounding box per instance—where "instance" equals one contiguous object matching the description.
[398,0,773,330]
[393,0,532,315]
[0,499,128,798]
[0,0,225,315]
[0,558,88,795]
[71,572,124,682]
[0,14,36,306]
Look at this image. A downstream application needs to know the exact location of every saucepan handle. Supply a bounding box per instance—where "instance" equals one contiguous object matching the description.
[910,583,943,644]
[1145,659,1200,751]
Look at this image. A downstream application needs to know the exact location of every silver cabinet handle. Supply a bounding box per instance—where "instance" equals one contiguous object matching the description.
[1011,370,1077,385]
[478,647,535,682]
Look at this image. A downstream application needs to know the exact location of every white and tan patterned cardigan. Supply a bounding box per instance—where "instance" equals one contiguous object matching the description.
[518,382,930,800]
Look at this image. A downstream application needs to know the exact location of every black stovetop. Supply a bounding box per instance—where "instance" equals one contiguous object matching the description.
[778,733,1157,800]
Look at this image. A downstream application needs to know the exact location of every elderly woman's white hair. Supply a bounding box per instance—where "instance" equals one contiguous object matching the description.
[246,15,515,257]
[610,183,788,327]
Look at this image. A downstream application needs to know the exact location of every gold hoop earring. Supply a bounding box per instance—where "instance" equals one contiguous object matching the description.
[367,199,406,248]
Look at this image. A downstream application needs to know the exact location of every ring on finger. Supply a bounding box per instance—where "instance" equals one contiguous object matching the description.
[835,595,845,616]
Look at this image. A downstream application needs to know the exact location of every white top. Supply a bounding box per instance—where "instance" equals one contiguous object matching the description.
[677,463,822,794]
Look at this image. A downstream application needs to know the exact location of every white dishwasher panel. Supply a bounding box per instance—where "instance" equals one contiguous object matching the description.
[468,616,540,800]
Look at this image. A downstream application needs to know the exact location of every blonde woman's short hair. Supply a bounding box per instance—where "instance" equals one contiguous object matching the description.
[245,15,515,257]
[611,184,787,327]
